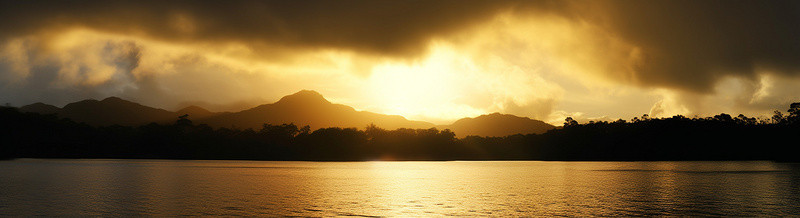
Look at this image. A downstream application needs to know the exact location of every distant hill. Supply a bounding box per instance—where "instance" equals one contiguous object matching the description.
[57,97,177,126]
[19,102,61,114]
[19,98,189,126]
[17,90,557,137]
[442,113,555,137]
[196,90,435,130]
[176,105,216,119]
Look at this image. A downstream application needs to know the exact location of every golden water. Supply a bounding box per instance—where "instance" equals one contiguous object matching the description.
[1,159,798,216]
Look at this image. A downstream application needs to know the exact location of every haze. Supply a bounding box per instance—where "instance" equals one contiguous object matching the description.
[2,0,800,125]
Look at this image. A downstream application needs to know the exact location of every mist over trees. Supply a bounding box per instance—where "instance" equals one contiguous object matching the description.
[2,103,799,161]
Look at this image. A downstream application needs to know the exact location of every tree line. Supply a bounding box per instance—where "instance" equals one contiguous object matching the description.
[1,103,798,161]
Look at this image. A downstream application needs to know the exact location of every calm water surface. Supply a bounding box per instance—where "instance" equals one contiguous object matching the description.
[1,159,799,216]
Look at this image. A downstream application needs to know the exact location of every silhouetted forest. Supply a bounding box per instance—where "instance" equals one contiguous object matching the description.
[2,103,799,161]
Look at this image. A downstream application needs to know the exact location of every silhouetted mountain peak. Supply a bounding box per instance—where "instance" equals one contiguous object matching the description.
[61,96,140,109]
[483,112,506,117]
[176,105,214,118]
[446,112,555,137]
[102,96,124,102]
[59,96,176,126]
[195,90,435,130]
[22,102,50,107]
[274,90,331,106]
[19,102,61,114]
[177,105,210,113]
[457,112,522,123]
[20,102,57,109]
[472,112,533,122]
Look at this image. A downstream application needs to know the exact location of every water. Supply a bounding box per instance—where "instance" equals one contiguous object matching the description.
[1,159,799,216]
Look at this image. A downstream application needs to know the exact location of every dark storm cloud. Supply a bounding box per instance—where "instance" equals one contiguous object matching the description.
[592,0,800,93]
[0,0,565,57]
[2,0,800,94]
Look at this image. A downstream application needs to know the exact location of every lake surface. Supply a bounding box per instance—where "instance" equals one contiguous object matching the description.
[1,159,799,216]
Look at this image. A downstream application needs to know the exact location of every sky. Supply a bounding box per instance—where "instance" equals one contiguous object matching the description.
[2,0,800,125]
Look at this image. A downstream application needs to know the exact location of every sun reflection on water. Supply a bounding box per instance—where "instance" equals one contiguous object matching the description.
[0,160,796,216]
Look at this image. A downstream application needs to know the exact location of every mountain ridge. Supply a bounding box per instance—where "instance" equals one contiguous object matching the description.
[195,90,435,130]
[17,90,555,137]
[19,102,61,115]
[59,97,176,126]
[443,112,555,137]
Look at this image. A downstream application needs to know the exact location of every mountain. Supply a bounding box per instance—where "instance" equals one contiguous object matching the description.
[176,105,216,119]
[58,97,177,126]
[16,90,557,137]
[196,90,435,130]
[19,102,61,114]
[442,112,555,137]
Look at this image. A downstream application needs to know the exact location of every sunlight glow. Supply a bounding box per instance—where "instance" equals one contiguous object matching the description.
[5,13,792,125]
[367,44,486,122]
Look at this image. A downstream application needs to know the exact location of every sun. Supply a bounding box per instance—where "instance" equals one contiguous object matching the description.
[366,44,486,123]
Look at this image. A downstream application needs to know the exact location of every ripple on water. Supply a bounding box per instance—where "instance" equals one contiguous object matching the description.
[1,160,799,216]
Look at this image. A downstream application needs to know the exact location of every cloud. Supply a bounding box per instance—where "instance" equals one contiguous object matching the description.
[0,0,562,58]
[649,91,692,118]
[0,32,283,110]
[2,0,800,123]
[4,1,800,89]
[585,0,800,93]
[645,73,800,119]
[0,35,144,106]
